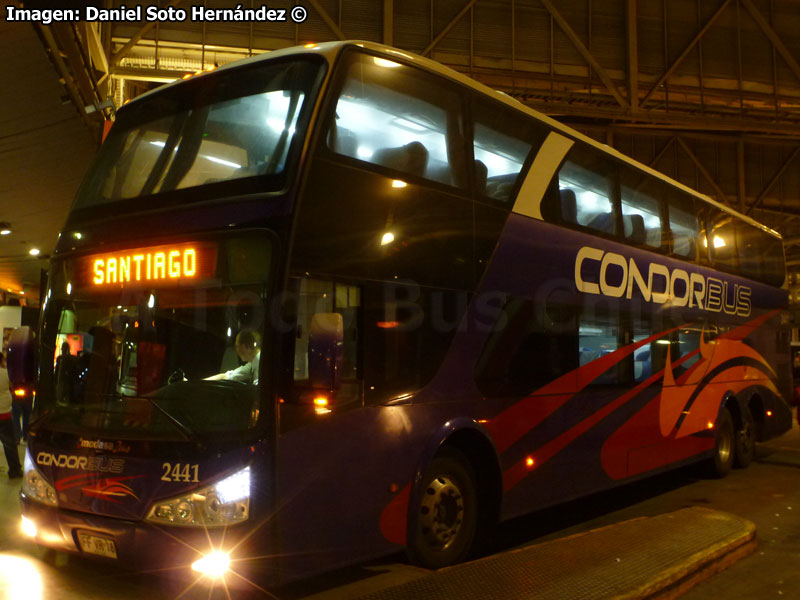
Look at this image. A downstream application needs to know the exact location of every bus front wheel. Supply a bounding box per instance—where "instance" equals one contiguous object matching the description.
[707,406,735,478]
[408,447,478,569]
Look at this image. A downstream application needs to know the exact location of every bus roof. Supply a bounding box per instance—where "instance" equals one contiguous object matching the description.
[125,39,781,240]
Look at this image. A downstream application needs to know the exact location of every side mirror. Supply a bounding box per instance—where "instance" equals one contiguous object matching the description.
[308,313,343,391]
[7,326,36,386]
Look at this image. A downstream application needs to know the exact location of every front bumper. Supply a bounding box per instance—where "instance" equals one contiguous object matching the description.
[19,495,254,578]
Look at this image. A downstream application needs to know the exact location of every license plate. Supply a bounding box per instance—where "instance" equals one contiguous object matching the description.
[77,532,117,559]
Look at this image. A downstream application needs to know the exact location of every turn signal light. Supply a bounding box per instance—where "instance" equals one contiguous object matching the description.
[14,389,27,397]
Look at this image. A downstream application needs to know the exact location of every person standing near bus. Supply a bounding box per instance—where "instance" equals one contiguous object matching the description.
[0,352,22,478]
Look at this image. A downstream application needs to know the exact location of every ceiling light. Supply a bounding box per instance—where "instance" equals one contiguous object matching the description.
[0,229,10,236]
[0,222,10,235]
[29,248,40,256]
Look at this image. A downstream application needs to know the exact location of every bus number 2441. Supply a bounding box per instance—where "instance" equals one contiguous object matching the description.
[161,463,200,483]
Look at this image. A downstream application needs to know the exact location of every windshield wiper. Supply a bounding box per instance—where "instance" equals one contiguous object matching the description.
[137,395,205,449]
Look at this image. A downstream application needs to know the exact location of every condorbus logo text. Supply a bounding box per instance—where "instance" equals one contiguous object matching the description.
[574,246,752,317]
[36,453,125,474]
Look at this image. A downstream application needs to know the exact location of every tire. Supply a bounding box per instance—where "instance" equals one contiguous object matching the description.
[707,406,735,478]
[734,405,755,469]
[408,448,478,569]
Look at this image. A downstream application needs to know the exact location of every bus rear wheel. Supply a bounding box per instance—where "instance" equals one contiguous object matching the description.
[409,447,478,569]
[707,406,735,478]
[734,405,755,468]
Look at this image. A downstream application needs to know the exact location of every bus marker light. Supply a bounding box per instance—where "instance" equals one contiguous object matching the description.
[20,517,37,538]
[191,551,230,578]
[707,422,714,429]
[525,457,535,469]
[766,410,773,417]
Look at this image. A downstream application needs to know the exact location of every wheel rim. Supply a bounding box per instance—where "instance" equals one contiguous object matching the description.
[739,421,754,455]
[718,421,733,463]
[419,475,465,552]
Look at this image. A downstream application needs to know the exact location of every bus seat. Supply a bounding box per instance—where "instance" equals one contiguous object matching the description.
[559,188,578,224]
[473,160,488,195]
[373,141,429,177]
[330,127,358,157]
[588,212,615,234]
[626,214,646,245]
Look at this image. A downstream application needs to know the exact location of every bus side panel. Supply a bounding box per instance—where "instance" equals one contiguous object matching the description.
[474,214,791,521]
[273,401,475,581]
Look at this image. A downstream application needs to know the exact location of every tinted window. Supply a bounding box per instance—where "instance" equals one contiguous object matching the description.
[471,99,545,203]
[475,297,578,396]
[557,145,618,235]
[708,211,738,273]
[667,191,701,259]
[620,168,665,250]
[327,52,467,188]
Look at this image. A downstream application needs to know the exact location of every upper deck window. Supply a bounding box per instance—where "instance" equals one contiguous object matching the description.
[326,52,467,188]
[73,56,324,213]
[557,145,618,236]
[471,98,544,203]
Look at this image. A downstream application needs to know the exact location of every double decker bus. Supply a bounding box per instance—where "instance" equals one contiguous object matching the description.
[18,40,794,589]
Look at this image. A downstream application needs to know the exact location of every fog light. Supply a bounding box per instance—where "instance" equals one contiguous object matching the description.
[191,551,230,578]
[20,516,37,538]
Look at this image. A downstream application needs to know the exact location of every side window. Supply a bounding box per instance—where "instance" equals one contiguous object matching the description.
[327,52,467,188]
[557,145,619,235]
[579,301,628,386]
[620,168,665,250]
[708,211,738,273]
[363,284,469,403]
[475,297,578,396]
[736,223,763,281]
[761,231,786,287]
[293,278,360,402]
[667,191,701,259]
[471,99,545,203]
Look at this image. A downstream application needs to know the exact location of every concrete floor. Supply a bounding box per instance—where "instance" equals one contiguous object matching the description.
[1,421,799,600]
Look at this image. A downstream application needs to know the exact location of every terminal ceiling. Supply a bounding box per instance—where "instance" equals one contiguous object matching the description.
[4,0,800,304]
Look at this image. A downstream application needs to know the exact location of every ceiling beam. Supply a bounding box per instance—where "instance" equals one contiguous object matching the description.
[113,0,183,65]
[641,0,733,107]
[676,137,730,205]
[746,145,800,215]
[740,0,800,86]
[540,0,629,110]
[422,0,478,57]
[626,0,638,112]
[308,0,345,40]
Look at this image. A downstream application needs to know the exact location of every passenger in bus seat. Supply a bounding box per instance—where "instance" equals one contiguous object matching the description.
[372,141,428,177]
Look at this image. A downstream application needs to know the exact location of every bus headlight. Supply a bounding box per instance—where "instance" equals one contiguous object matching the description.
[21,450,58,507]
[146,466,250,527]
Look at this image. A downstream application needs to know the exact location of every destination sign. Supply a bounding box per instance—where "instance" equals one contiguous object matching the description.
[84,242,216,288]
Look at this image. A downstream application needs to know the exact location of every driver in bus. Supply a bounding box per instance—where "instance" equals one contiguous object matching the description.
[207,330,261,385]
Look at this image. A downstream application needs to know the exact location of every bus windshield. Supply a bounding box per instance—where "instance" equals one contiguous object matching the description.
[37,237,272,440]
[73,56,324,211]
